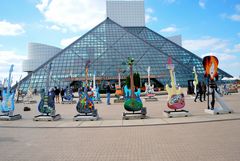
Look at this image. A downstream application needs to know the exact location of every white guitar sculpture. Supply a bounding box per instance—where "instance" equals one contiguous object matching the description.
[145,66,154,96]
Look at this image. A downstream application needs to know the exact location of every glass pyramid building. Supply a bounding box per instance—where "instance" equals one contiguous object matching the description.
[18,18,232,92]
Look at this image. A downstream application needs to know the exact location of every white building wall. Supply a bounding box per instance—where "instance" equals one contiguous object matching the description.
[107,0,145,27]
[22,43,61,72]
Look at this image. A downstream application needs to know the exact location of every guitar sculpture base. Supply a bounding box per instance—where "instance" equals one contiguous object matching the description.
[73,110,99,121]
[0,114,22,121]
[23,100,37,104]
[163,109,190,118]
[123,107,147,120]
[93,99,102,104]
[145,96,158,102]
[33,114,61,121]
[114,98,124,103]
[204,108,233,115]
[61,100,77,104]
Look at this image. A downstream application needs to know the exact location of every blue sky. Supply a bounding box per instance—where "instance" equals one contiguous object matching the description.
[0,0,240,84]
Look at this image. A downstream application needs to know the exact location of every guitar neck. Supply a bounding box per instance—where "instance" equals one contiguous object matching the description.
[118,72,121,86]
[148,67,150,85]
[169,69,176,90]
[130,65,135,98]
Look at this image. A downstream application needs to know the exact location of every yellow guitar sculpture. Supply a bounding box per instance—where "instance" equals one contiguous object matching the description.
[165,58,185,110]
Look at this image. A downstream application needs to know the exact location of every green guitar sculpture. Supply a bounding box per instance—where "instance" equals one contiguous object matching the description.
[124,57,143,112]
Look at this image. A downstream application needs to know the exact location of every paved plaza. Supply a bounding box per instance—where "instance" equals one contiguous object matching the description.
[0,90,240,161]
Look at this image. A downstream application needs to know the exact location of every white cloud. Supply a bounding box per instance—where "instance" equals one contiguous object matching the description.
[36,0,105,32]
[163,0,176,4]
[226,4,240,22]
[236,4,240,12]
[229,14,240,21]
[47,25,67,33]
[36,0,49,12]
[224,43,240,53]
[201,52,236,61]
[145,14,158,23]
[0,51,27,85]
[182,37,228,52]
[145,7,158,23]
[199,0,205,9]
[60,36,80,47]
[0,20,25,36]
[146,8,153,13]
[160,26,178,33]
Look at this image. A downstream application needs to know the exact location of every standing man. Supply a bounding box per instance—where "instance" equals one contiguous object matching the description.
[202,82,207,101]
[54,87,60,104]
[106,81,111,105]
[194,81,203,102]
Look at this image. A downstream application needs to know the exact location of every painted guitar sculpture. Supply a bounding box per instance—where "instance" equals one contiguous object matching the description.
[145,66,155,96]
[203,56,219,109]
[203,56,219,81]
[0,65,15,114]
[124,57,143,112]
[38,63,55,115]
[76,60,95,114]
[165,58,185,110]
[115,70,123,98]
[92,71,101,102]
[192,66,198,94]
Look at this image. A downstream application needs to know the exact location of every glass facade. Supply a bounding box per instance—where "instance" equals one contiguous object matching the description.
[18,18,232,92]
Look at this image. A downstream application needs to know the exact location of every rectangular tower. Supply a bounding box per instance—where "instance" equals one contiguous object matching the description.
[106,0,145,27]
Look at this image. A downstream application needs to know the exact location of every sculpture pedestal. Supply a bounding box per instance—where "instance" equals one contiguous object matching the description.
[0,114,22,121]
[122,107,147,120]
[33,114,61,121]
[73,110,99,121]
[163,110,190,118]
[23,100,37,104]
[93,99,102,104]
[61,100,77,104]
[145,96,158,102]
[204,108,233,115]
[114,98,124,103]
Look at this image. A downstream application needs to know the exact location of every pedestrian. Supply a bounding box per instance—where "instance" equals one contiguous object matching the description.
[54,87,60,104]
[194,81,203,102]
[202,82,206,101]
[60,88,64,102]
[106,81,111,105]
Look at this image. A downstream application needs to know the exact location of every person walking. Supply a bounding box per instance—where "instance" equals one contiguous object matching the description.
[194,81,203,102]
[202,82,206,101]
[60,88,65,103]
[54,87,60,104]
[106,81,111,105]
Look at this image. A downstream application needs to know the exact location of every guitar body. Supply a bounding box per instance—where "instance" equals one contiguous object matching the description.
[76,86,95,113]
[63,88,73,101]
[166,58,185,110]
[203,56,219,80]
[124,88,142,111]
[38,91,55,114]
[1,65,15,114]
[124,97,143,112]
[167,93,185,110]
[1,89,15,113]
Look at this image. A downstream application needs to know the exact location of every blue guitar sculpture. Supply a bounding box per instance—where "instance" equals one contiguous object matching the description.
[0,65,22,120]
[74,60,98,120]
[34,63,61,121]
[62,86,76,104]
